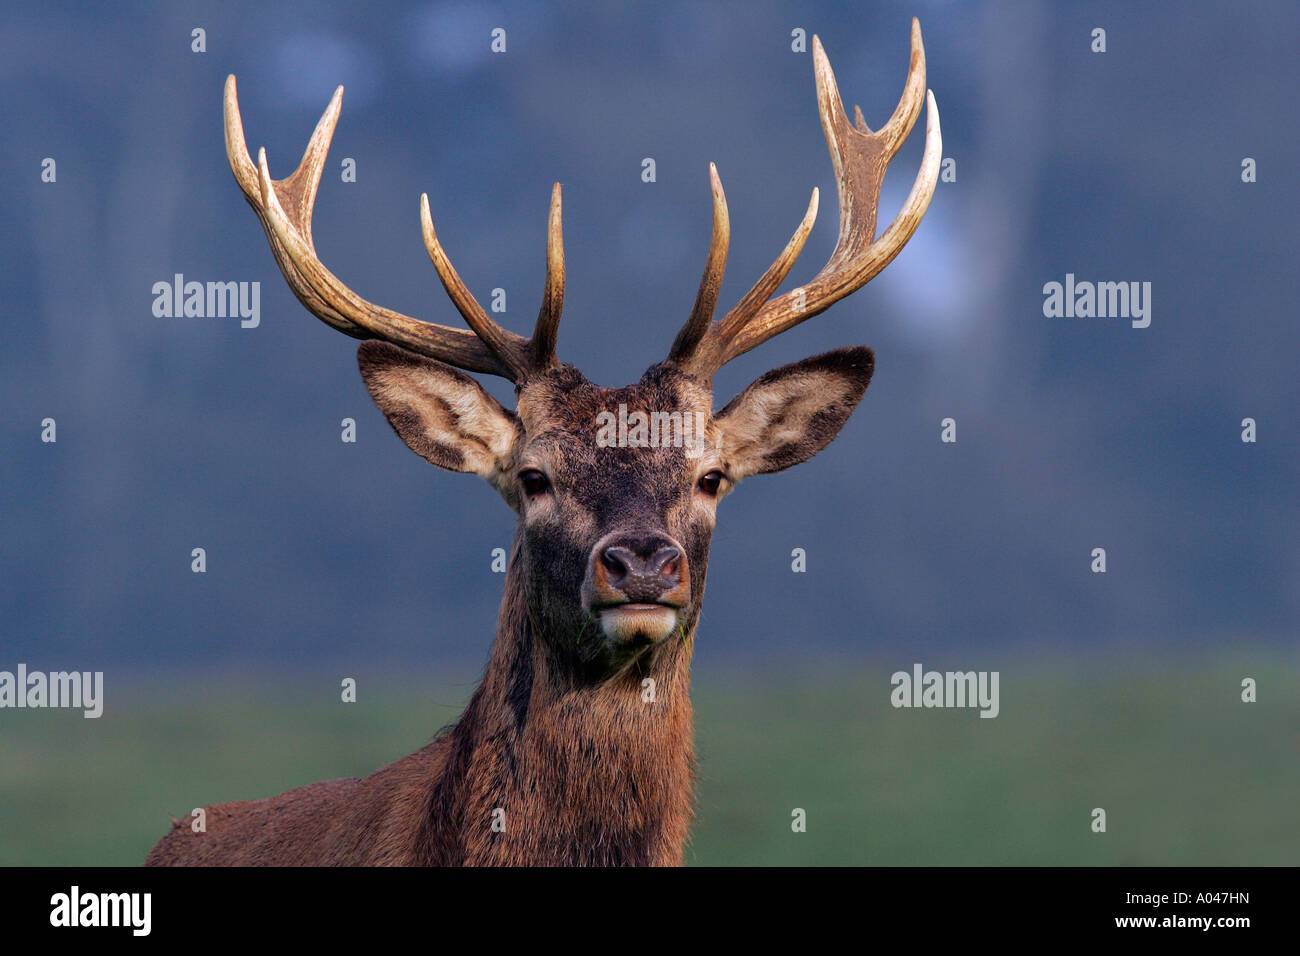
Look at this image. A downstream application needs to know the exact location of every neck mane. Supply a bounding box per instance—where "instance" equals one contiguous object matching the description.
[416,539,697,866]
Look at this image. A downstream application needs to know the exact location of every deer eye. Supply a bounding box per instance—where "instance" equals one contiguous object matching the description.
[519,469,551,497]
[697,471,724,496]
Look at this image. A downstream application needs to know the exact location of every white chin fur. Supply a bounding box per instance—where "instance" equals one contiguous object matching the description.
[598,606,680,644]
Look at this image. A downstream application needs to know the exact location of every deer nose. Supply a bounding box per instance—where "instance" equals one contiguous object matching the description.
[601,544,681,594]
[588,532,690,607]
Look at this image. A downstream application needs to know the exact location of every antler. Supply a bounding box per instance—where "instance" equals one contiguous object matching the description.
[669,19,942,381]
[223,75,564,383]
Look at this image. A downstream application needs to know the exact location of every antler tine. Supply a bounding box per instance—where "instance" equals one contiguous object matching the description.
[691,186,819,374]
[870,17,928,154]
[224,76,360,335]
[226,75,543,382]
[528,183,566,370]
[727,87,941,363]
[418,193,531,378]
[668,163,730,363]
[668,19,941,380]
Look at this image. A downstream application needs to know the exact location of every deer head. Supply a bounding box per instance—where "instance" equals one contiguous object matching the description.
[223,22,940,685]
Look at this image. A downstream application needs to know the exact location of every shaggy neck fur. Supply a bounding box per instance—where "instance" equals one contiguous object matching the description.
[416,540,697,866]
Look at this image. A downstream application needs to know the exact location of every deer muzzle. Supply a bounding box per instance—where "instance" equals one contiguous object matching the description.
[582,530,691,645]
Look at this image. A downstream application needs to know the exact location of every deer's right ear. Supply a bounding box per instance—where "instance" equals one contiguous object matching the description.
[357,341,520,478]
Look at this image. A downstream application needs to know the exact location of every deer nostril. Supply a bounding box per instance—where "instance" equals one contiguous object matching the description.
[601,547,633,582]
[652,547,681,583]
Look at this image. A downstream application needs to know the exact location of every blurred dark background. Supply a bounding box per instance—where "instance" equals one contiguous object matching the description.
[1,1,1296,864]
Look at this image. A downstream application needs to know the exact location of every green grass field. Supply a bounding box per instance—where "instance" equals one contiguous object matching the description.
[1,656,1295,865]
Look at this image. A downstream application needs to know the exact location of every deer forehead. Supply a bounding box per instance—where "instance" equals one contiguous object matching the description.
[515,367,714,440]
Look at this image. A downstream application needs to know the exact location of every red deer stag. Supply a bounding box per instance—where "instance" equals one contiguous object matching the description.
[147,20,940,866]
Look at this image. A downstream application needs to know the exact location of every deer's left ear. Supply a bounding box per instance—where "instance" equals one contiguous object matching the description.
[713,346,873,479]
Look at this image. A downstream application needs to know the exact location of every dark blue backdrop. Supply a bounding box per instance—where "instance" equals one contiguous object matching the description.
[3,1,1296,679]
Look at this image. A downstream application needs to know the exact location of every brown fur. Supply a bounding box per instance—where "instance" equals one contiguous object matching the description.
[146,344,872,867]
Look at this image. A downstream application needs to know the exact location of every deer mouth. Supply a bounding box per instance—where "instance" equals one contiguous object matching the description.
[594,602,683,645]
